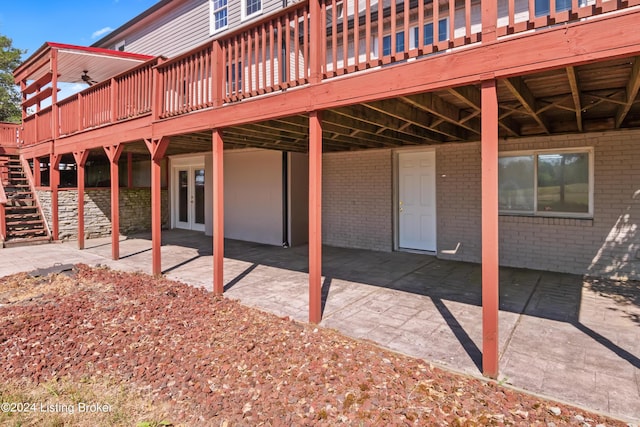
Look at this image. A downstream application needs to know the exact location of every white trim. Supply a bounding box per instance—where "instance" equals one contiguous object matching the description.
[241,0,263,21]
[170,155,206,231]
[209,0,228,35]
[498,146,594,218]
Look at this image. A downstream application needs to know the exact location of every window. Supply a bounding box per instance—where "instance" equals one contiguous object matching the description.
[210,0,228,33]
[499,149,592,217]
[424,18,449,45]
[535,0,572,16]
[382,32,405,56]
[115,41,126,52]
[409,18,449,49]
[243,0,262,19]
[226,63,243,94]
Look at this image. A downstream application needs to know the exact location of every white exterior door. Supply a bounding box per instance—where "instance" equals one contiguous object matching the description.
[398,151,436,251]
[174,165,205,232]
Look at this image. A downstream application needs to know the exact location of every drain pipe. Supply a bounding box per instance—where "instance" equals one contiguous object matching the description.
[282,151,289,248]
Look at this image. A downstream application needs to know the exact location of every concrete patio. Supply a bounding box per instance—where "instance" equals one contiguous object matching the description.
[0,230,638,423]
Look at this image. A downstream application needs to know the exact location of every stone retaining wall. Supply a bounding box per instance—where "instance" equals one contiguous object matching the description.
[36,188,169,240]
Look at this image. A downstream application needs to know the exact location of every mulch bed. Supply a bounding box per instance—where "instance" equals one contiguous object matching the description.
[0,265,628,425]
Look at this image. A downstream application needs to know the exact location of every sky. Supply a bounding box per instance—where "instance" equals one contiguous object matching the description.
[0,0,160,60]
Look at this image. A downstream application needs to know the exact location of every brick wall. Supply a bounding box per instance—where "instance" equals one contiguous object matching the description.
[323,149,393,251]
[37,188,169,240]
[436,142,482,263]
[436,130,640,279]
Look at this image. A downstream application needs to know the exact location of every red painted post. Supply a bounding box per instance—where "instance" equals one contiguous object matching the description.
[308,111,323,323]
[482,0,498,42]
[73,150,88,250]
[309,0,323,84]
[212,129,225,295]
[51,49,59,139]
[151,158,162,275]
[481,79,499,379]
[145,137,170,276]
[50,154,60,241]
[34,159,41,187]
[104,144,124,260]
[212,41,224,107]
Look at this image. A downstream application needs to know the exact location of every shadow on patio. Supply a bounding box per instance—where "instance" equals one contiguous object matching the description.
[90,229,640,421]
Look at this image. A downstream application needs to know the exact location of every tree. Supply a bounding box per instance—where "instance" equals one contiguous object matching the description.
[0,35,25,123]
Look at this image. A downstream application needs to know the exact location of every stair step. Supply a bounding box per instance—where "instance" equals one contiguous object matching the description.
[6,219,44,226]
[7,230,48,238]
[5,206,38,212]
[7,201,35,207]
[3,236,51,248]
[5,213,41,220]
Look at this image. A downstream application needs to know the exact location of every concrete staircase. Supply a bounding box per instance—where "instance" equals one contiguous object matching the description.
[0,155,50,247]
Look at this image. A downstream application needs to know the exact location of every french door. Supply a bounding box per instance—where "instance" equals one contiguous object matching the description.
[174,166,205,231]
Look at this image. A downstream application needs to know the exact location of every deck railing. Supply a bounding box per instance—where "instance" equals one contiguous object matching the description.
[17,0,639,144]
[0,123,19,147]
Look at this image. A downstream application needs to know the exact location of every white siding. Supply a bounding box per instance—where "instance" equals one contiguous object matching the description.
[98,0,286,58]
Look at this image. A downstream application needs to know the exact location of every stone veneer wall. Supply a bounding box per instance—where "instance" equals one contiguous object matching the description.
[37,188,169,240]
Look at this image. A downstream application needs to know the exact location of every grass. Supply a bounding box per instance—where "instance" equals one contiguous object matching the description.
[0,377,174,427]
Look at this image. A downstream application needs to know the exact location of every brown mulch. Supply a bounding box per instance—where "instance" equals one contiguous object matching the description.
[0,265,628,426]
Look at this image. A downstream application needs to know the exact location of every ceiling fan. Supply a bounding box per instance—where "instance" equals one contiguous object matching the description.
[81,70,98,86]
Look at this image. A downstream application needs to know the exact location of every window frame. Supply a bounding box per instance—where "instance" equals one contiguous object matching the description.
[498,147,594,218]
[210,0,229,34]
[115,40,126,52]
[242,0,263,21]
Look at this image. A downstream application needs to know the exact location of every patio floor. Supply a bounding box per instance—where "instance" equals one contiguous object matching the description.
[1,229,638,422]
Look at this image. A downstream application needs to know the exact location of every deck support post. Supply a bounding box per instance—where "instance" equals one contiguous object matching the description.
[73,150,89,250]
[481,79,500,379]
[34,159,41,187]
[145,137,170,276]
[104,144,124,260]
[50,153,61,241]
[212,129,225,295]
[308,111,323,324]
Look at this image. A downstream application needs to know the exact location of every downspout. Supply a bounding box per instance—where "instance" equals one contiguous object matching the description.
[282,151,289,247]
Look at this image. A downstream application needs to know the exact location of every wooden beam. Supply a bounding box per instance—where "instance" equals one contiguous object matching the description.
[104,144,124,260]
[278,113,422,147]
[615,57,640,128]
[481,79,499,379]
[448,86,482,110]
[213,129,224,295]
[365,99,464,140]
[145,137,170,276]
[309,111,322,324]
[401,93,481,135]
[503,77,550,134]
[73,150,89,250]
[345,104,444,143]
